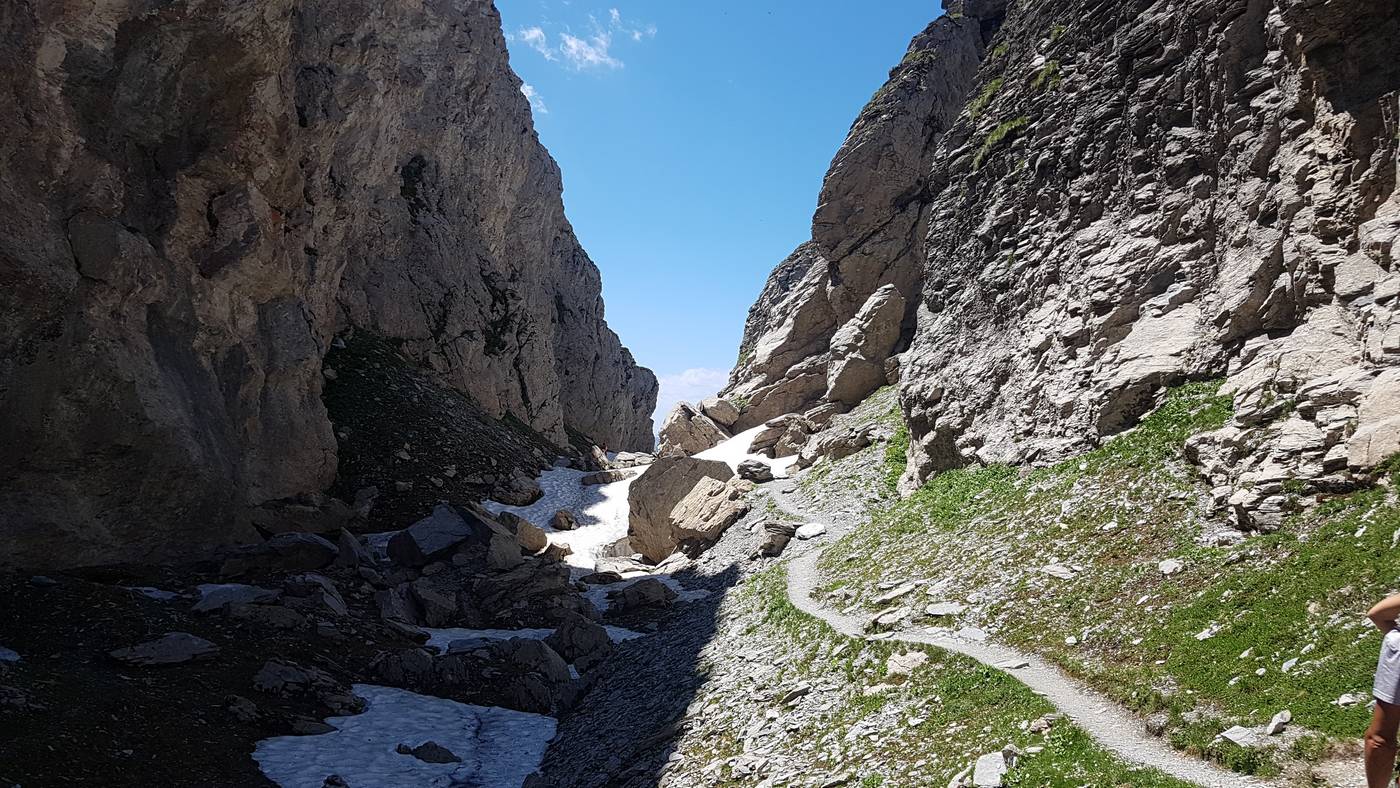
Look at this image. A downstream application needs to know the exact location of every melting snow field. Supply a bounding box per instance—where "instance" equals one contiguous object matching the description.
[583,575,711,613]
[254,684,555,788]
[695,426,799,478]
[484,465,635,571]
[421,625,645,654]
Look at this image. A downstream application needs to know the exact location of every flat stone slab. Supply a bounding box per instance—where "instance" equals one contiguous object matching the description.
[110,632,219,666]
[193,583,280,613]
[388,505,475,567]
[925,601,967,617]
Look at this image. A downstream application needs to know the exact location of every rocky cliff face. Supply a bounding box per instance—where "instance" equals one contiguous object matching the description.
[731,0,1399,530]
[0,0,656,569]
[723,3,1006,430]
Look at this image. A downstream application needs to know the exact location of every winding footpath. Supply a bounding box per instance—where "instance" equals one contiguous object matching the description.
[769,485,1275,788]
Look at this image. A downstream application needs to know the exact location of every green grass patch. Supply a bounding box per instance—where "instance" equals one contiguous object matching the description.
[1032,60,1062,91]
[816,381,1396,777]
[967,77,1005,119]
[726,566,1192,786]
[884,423,909,495]
[974,116,1029,169]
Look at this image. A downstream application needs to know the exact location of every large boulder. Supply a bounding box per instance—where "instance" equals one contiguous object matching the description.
[667,477,754,550]
[109,633,219,667]
[473,560,598,627]
[608,578,678,612]
[794,424,878,470]
[749,414,814,458]
[656,402,730,458]
[544,611,614,673]
[219,533,339,577]
[826,284,906,405]
[626,457,734,563]
[736,459,775,483]
[387,504,480,568]
[376,638,576,715]
[698,397,741,428]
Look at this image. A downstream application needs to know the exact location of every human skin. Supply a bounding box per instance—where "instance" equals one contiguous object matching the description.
[1366,595,1400,787]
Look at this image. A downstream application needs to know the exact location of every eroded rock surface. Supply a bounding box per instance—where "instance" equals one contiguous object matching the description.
[727,0,1400,529]
[0,0,655,569]
[722,5,1005,430]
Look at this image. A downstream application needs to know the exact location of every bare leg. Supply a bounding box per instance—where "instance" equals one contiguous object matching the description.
[1366,700,1400,788]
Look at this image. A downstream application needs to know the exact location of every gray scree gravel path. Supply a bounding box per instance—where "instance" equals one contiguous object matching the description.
[769,484,1276,788]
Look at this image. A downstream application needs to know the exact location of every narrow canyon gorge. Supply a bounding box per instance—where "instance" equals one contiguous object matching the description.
[1,1,1398,786]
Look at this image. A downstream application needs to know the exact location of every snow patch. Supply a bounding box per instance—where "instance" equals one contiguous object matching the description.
[0,646,20,662]
[421,626,645,654]
[254,684,554,788]
[583,575,711,612]
[484,464,634,571]
[695,425,799,478]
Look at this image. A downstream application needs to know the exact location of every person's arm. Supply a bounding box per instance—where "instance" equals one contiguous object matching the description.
[1369,594,1400,632]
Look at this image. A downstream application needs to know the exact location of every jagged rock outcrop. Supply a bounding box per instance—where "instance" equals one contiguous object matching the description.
[899,0,1400,527]
[0,0,655,569]
[730,0,1400,529]
[656,402,729,458]
[722,4,1007,429]
[626,457,735,562]
[827,284,907,405]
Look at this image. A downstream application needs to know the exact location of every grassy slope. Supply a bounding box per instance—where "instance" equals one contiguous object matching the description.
[680,566,1190,786]
[817,383,1400,775]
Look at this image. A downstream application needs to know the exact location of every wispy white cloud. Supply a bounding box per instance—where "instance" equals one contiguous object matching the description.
[559,30,621,69]
[510,8,655,71]
[510,26,556,61]
[520,83,548,114]
[652,368,729,431]
[609,8,657,42]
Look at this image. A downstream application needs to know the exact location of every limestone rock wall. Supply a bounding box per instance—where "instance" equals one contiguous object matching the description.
[900,0,1400,529]
[0,0,655,568]
[723,3,1007,430]
[730,0,1399,530]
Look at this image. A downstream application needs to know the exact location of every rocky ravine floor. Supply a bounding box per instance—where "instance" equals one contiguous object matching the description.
[1,399,1363,787]
[532,399,1299,787]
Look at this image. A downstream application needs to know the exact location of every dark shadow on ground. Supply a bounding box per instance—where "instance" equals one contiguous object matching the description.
[531,562,742,788]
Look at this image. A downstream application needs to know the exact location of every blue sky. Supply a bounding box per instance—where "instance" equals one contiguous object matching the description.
[497,1,939,424]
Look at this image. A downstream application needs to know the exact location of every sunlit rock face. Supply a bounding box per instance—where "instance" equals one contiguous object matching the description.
[899,0,1400,530]
[0,0,655,568]
[727,0,1399,530]
[723,4,1007,431]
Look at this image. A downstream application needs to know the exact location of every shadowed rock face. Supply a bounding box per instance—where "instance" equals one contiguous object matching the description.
[0,0,655,569]
[728,0,1400,528]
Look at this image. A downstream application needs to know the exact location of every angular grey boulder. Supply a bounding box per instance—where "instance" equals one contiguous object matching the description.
[626,457,735,563]
[110,633,219,667]
[657,402,730,458]
[387,505,476,568]
[736,459,776,483]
